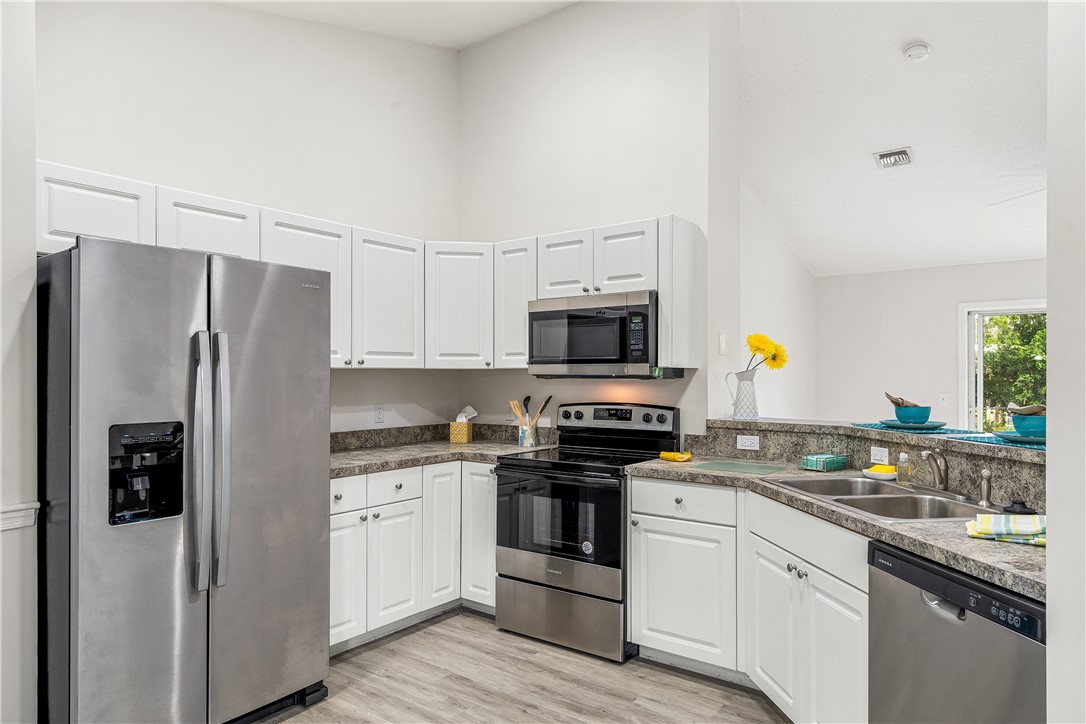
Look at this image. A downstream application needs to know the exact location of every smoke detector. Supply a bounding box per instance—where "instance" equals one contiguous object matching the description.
[874,147,913,169]
[904,42,931,63]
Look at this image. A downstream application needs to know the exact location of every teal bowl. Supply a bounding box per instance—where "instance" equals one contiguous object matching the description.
[1011,415,1046,437]
[895,406,931,424]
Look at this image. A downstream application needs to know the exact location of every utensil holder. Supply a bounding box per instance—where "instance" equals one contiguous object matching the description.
[449,421,473,444]
[518,425,537,448]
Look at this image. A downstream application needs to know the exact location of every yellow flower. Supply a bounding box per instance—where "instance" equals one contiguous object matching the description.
[763,343,789,370]
[746,333,776,358]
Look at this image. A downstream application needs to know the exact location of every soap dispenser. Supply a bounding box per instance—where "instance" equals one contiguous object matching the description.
[897,452,912,483]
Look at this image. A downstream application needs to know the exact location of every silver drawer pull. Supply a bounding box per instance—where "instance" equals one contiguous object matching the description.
[796,569,808,579]
[631,519,639,527]
[334,493,343,501]
[675,497,683,504]
[372,512,380,519]
[787,563,797,573]
[360,514,367,522]
[395,483,403,490]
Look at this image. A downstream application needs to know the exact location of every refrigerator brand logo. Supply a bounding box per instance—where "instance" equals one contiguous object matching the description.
[301,282,321,289]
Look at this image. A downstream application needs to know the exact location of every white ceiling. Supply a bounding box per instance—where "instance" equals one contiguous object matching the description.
[222,1,574,50]
[741,2,1048,277]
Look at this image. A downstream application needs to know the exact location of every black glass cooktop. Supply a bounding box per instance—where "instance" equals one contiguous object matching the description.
[497,446,659,476]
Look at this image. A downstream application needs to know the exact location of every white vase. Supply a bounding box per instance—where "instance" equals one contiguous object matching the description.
[726,368,759,421]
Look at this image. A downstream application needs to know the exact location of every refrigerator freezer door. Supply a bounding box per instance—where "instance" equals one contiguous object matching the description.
[208,255,331,723]
[73,239,210,723]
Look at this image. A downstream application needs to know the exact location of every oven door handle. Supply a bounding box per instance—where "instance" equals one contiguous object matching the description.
[496,469,623,489]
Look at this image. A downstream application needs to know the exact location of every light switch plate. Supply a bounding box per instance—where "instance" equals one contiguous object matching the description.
[374,403,384,424]
[737,435,760,451]
[718,333,727,356]
[871,446,889,465]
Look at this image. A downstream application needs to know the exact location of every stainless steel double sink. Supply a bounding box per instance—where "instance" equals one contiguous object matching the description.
[764,476,992,522]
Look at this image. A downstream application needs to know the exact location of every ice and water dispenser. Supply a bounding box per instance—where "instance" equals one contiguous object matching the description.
[108,422,185,525]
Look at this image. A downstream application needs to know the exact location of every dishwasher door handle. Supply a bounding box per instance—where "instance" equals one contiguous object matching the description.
[922,590,967,621]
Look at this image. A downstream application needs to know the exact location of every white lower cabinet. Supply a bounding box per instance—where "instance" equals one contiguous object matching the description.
[329,510,368,647]
[460,462,497,607]
[423,462,462,608]
[747,531,868,724]
[367,498,424,630]
[629,513,737,669]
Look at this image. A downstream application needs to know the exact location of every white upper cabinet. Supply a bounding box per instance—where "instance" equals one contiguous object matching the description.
[37,161,156,254]
[493,237,537,369]
[352,228,425,368]
[536,228,594,299]
[425,242,494,369]
[260,209,352,368]
[156,187,259,259]
[593,218,658,295]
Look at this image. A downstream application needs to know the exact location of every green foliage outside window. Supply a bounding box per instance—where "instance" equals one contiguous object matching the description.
[981,313,1046,432]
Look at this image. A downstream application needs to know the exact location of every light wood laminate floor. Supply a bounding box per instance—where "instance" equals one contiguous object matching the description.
[272,611,787,724]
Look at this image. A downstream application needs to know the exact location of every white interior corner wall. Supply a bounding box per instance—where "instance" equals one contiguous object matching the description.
[814,259,1046,426]
[1046,1,1086,720]
[330,369,461,432]
[456,1,736,435]
[1,2,40,722]
[738,183,817,419]
[34,1,460,242]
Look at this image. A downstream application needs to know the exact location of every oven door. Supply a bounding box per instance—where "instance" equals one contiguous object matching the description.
[496,468,624,601]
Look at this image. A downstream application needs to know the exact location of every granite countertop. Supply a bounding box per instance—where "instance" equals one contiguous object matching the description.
[626,457,1046,602]
[331,441,556,479]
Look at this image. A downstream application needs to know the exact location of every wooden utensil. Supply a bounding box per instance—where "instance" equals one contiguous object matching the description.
[510,399,526,426]
[531,395,552,426]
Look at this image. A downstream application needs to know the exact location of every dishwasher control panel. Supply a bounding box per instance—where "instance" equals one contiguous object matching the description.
[964,591,1041,640]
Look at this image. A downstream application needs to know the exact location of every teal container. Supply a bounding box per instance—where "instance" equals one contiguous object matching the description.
[1011,415,1046,436]
[895,406,931,424]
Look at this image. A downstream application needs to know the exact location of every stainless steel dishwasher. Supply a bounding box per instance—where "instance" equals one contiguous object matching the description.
[869,542,1045,724]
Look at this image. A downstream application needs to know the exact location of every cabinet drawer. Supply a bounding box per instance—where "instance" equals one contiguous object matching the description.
[631,477,736,526]
[368,467,423,507]
[331,474,367,514]
[748,493,868,592]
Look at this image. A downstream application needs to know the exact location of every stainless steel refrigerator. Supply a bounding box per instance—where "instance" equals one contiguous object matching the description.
[38,237,331,723]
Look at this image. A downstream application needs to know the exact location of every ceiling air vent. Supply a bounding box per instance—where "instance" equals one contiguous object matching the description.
[874,147,912,169]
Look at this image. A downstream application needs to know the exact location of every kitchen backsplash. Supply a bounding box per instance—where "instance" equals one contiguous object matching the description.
[331,423,558,452]
[687,419,1046,512]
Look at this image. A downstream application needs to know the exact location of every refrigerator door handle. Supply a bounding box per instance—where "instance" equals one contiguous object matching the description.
[195,331,214,592]
[213,331,233,587]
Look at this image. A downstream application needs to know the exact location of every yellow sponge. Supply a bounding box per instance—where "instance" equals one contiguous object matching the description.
[660,451,693,463]
[867,464,897,474]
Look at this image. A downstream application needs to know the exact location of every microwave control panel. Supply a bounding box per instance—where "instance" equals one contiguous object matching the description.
[628,313,648,362]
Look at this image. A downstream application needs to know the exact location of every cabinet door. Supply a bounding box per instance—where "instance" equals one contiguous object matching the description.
[536,228,593,299]
[422,462,462,608]
[748,534,803,722]
[367,499,424,630]
[425,242,494,369]
[805,566,868,724]
[629,514,737,669]
[157,187,259,259]
[329,511,367,646]
[37,161,156,254]
[460,462,497,607]
[593,219,658,295]
[260,209,352,368]
[493,237,537,369]
[352,228,425,368]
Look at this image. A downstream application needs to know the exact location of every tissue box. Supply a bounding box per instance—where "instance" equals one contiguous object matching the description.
[449,422,473,444]
[800,453,849,472]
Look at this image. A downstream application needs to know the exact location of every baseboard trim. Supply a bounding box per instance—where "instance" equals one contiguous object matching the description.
[1,501,39,531]
[330,601,461,656]
[636,646,760,690]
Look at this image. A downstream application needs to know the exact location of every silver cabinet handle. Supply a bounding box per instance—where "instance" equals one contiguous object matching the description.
[194,331,214,593]
[594,285,601,292]
[372,512,380,519]
[345,359,352,365]
[395,483,403,490]
[797,569,808,579]
[213,331,232,588]
[334,493,343,501]
[357,359,365,365]
[486,361,492,367]
[787,563,797,574]
[631,519,639,527]
[360,514,368,522]
[582,286,590,293]
[490,468,496,475]
[675,497,683,504]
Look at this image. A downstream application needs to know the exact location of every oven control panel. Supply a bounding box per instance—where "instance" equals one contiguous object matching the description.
[558,403,678,433]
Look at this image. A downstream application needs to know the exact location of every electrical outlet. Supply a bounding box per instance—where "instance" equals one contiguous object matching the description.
[737,435,760,451]
[871,446,889,465]
[506,408,516,422]
[938,393,950,407]
[374,403,384,424]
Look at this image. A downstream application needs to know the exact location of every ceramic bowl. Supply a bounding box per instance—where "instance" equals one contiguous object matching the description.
[1011,415,1046,437]
[894,406,931,424]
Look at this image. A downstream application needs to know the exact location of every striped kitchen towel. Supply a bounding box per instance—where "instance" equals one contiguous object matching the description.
[966,514,1046,546]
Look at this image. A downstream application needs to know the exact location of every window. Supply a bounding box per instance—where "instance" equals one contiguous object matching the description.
[961,300,1047,432]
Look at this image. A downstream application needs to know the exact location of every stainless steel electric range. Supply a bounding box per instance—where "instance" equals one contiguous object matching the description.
[493,402,680,662]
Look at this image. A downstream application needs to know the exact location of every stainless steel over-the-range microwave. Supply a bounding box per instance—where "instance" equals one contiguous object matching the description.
[527,291,682,379]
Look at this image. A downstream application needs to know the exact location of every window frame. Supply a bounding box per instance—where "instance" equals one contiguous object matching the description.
[958,299,1047,431]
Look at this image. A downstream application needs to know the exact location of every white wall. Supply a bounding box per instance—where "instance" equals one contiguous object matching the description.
[330,369,460,432]
[456,1,738,435]
[738,183,817,419]
[814,258,1047,425]
[1046,1,1086,719]
[1,2,39,721]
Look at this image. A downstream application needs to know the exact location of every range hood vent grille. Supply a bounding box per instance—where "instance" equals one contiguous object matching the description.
[874,147,913,168]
